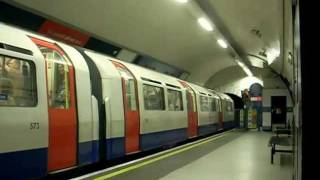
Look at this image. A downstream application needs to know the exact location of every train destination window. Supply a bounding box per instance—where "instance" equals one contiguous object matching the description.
[200,96,209,112]
[143,84,165,110]
[38,46,71,109]
[0,55,37,107]
[167,89,183,111]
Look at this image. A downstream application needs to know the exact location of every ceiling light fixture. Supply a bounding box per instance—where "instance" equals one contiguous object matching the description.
[217,39,228,48]
[243,67,253,76]
[236,60,253,76]
[237,61,245,67]
[176,0,188,3]
[197,17,213,31]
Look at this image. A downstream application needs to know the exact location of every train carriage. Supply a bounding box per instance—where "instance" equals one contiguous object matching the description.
[187,83,221,136]
[120,61,189,151]
[211,90,235,129]
[0,23,235,179]
[0,24,49,179]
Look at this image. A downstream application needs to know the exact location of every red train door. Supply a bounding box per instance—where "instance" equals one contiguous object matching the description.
[112,61,140,154]
[31,38,77,171]
[218,100,224,130]
[179,81,198,138]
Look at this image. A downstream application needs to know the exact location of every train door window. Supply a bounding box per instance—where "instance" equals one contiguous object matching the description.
[200,96,209,112]
[0,55,37,107]
[187,90,196,112]
[216,99,220,112]
[191,91,196,112]
[118,68,137,111]
[167,89,183,111]
[38,46,70,109]
[143,84,165,110]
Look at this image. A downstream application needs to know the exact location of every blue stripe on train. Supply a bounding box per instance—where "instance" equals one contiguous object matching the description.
[78,138,126,161]
[78,140,99,165]
[106,137,125,160]
[198,123,219,136]
[0,148,47,180]
[140,128,188,151]
[0,125,230,179]
[79,138,126,161]
[105,129,189,159]
[224,121,235,129]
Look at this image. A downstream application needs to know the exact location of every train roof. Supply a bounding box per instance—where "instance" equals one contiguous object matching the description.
[112,58,185,90]
[1,23,227,96]
[186,82,219,99]
[209,89,233,102]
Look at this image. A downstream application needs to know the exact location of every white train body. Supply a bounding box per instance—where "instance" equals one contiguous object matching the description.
[0,23,235,179]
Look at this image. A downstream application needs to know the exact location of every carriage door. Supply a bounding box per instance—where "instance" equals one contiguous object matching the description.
[112,61,140,154]
[179,81,198,138]
[31,38,77,171]
[218,99,224,130]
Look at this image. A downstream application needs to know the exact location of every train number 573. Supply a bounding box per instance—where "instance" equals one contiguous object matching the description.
[30,122,40,130]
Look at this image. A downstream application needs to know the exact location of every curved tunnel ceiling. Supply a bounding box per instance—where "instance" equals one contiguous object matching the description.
[5,0,284,86]
[205,0,284,79]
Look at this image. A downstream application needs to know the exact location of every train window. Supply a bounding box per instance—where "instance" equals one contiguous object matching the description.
[38,46,71,109]
[223,101,233,112]
[200,96,209,112]
[223,101,227,111]
[227,101,233,111]
[167,89,183,111]
[143,84,165,110]
[0,55,37,107]
[209,98,217,112]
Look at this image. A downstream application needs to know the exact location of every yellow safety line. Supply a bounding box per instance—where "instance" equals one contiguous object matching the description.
[95,131,233,180]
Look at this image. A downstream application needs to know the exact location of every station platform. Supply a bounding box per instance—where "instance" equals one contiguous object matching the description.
[74,130,292,180]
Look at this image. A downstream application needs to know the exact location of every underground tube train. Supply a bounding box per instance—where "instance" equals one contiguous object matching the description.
[0,23,235,179]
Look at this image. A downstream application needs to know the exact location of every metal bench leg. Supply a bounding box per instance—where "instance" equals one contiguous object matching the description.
[271,144,275,164]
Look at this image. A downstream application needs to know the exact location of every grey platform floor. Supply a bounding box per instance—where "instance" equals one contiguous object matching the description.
[83,130,293,180]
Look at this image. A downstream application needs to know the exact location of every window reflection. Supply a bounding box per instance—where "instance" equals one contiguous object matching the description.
[167,89,183,111]
[0,55,37,107]
[38,46,70,109]
[143,84,165,110]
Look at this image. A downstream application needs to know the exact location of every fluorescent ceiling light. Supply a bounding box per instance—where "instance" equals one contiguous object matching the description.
[197,17,213,31]
[237,61,245,67]
[243,67,253,76]
[176,0,188,3]
[236,60,253,76]
[217,39,228,48]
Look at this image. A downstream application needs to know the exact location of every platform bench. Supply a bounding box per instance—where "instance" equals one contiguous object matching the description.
[268,136,293,164]
[273,127,291,137]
